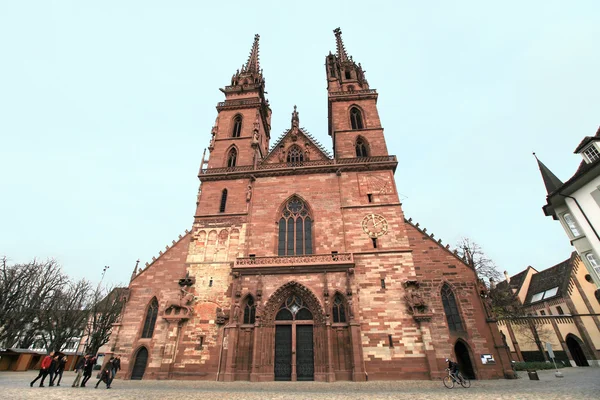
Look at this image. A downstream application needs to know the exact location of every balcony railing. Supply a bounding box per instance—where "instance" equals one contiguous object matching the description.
[329,89,377,96]
[235,253,354,268]
[200,156,397,175]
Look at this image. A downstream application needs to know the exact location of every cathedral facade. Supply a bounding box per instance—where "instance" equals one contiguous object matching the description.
[109,29,513,381]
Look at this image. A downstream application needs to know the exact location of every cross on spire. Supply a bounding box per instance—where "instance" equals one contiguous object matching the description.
[242,34,261,73]
[333,28,349,62]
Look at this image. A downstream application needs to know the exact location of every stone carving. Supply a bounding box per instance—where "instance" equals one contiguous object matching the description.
[216,308,229,325]
[235,253,352,266]
[246,184,253,202]
[165,288,195,315]
[404,290,427,315]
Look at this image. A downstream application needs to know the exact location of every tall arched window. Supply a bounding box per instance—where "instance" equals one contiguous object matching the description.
[227,148,237,168]
[350,107,364,130]
[332,293,347,323]
[243,295,256,324]
[219,189,228,213]
[286,145,304,163]
[232,115,242,138]
[141,298,158,338]
[355,137,369,157]
[278,196,313,256]
[441,284,464,332]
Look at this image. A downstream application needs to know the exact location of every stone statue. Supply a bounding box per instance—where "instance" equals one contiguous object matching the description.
[246,184,253,202]
[404,290,427,315]
[165,288,195,315]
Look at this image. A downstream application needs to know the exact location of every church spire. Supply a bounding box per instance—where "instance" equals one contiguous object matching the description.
[291,105,299,129]
[333,28,349,62]
[242,34,260,73]
[534,153,563,195]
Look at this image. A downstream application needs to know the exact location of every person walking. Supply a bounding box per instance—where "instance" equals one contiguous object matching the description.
[47,354,59,386]
[110,355,121,384]
[51,355,67,386]
[94,361,112,389]
[71,355,87,388]
[80,355,96,387]
[30,352,54,387]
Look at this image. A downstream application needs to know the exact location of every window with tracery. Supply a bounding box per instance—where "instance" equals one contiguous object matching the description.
[278,197,313,256]
[232,115,242,138]
[355,137,368,157]
[227,148,237,167]
[141,298,158,338]
[332,293,347,323]
[286,145,304,163]
[243,296,256,324]
[441,284,464,332]
[350,107,364,130]
[276,295,313,321]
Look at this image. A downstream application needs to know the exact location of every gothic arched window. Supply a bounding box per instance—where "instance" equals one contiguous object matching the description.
[227,148,237,168]
[141,297,159,338]
[355,137,369,157]
[350,107,364,130]
[441,284,464,332]
[243,295,256,324]
[278,196,313,256]
[219,189,227,213]
[332,293,347,323]
[232,115,242,138]
[276,295,313,321]
[286,145,304,163]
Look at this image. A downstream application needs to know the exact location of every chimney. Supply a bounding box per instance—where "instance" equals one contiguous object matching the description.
[504,270,510,284]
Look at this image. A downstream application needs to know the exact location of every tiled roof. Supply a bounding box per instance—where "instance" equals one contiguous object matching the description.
[497,268,529,293]
[523,253,576,305]
[573,126,600,153]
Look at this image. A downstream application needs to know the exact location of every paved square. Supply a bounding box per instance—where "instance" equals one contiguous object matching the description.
[1,368,599,399]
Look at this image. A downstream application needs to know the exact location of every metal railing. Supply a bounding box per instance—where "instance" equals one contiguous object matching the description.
[235,253,353,267]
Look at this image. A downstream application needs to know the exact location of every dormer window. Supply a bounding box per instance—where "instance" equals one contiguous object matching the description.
[583,145,600,163]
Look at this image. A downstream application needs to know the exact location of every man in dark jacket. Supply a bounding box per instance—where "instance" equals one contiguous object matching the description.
[94,361,112,389]
[30,351,54,387]
[48,354,59,386]
[51,355,67,386]
[80,356,96,387]
[107,355,121,387]
[72,355,87,388]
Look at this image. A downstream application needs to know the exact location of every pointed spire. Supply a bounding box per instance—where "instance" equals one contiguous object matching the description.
[534,152,563,195]
[242,34,260,73]
[333,28,349,62]
[291,105,299,129]
[130,259,140,282]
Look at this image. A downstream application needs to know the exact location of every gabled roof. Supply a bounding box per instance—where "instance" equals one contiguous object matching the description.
[496,266,535,294]
[263,127,332,163]
[523,252,577,305]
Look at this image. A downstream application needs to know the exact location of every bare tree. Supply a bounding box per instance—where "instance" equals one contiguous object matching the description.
[456,237,502,282]
[38,278,92,352]
[83,286,127,356]
[0,257,67,348]
[488,285,524,318]
[514,320,554,361]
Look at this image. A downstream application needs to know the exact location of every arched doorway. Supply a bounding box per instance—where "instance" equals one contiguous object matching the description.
[274,295,314,381]
[131,347,149,380]
[455,340,476,379]
[566,334,589,366]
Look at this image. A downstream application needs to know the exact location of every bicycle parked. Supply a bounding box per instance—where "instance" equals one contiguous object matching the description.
[443,368,471,388]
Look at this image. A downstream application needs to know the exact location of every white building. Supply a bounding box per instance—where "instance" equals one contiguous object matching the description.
[537,126,600,294]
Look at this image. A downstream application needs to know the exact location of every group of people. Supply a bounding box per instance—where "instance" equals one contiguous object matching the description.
[30,352,67,387]
[31,352,121,390]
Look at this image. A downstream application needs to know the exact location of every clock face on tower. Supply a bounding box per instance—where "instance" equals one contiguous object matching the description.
[361,213,388,238]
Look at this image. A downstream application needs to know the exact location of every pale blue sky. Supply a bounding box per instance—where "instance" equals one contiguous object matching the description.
[1,1,598,287]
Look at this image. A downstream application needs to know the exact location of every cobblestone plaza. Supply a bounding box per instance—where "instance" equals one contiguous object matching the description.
[2,368,599,399]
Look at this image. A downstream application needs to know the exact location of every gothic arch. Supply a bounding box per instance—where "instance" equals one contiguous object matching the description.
[275,194,314,220]
[275,195,315,256]
[225,145,239,168]
[141,297,159,338]
[130,345,149,380]
[241,293,257,325]
[286,144,304,163]
[348,104,365,130]
[454,339,477,379]
[441,282,465,333]
[565,333,591,366]
[332,291,349,323]
[262,281,325,326]
[232,114,243,138]
[354,135,370,157]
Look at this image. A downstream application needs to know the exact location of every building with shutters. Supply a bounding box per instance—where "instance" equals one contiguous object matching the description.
[107,29,514,381]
